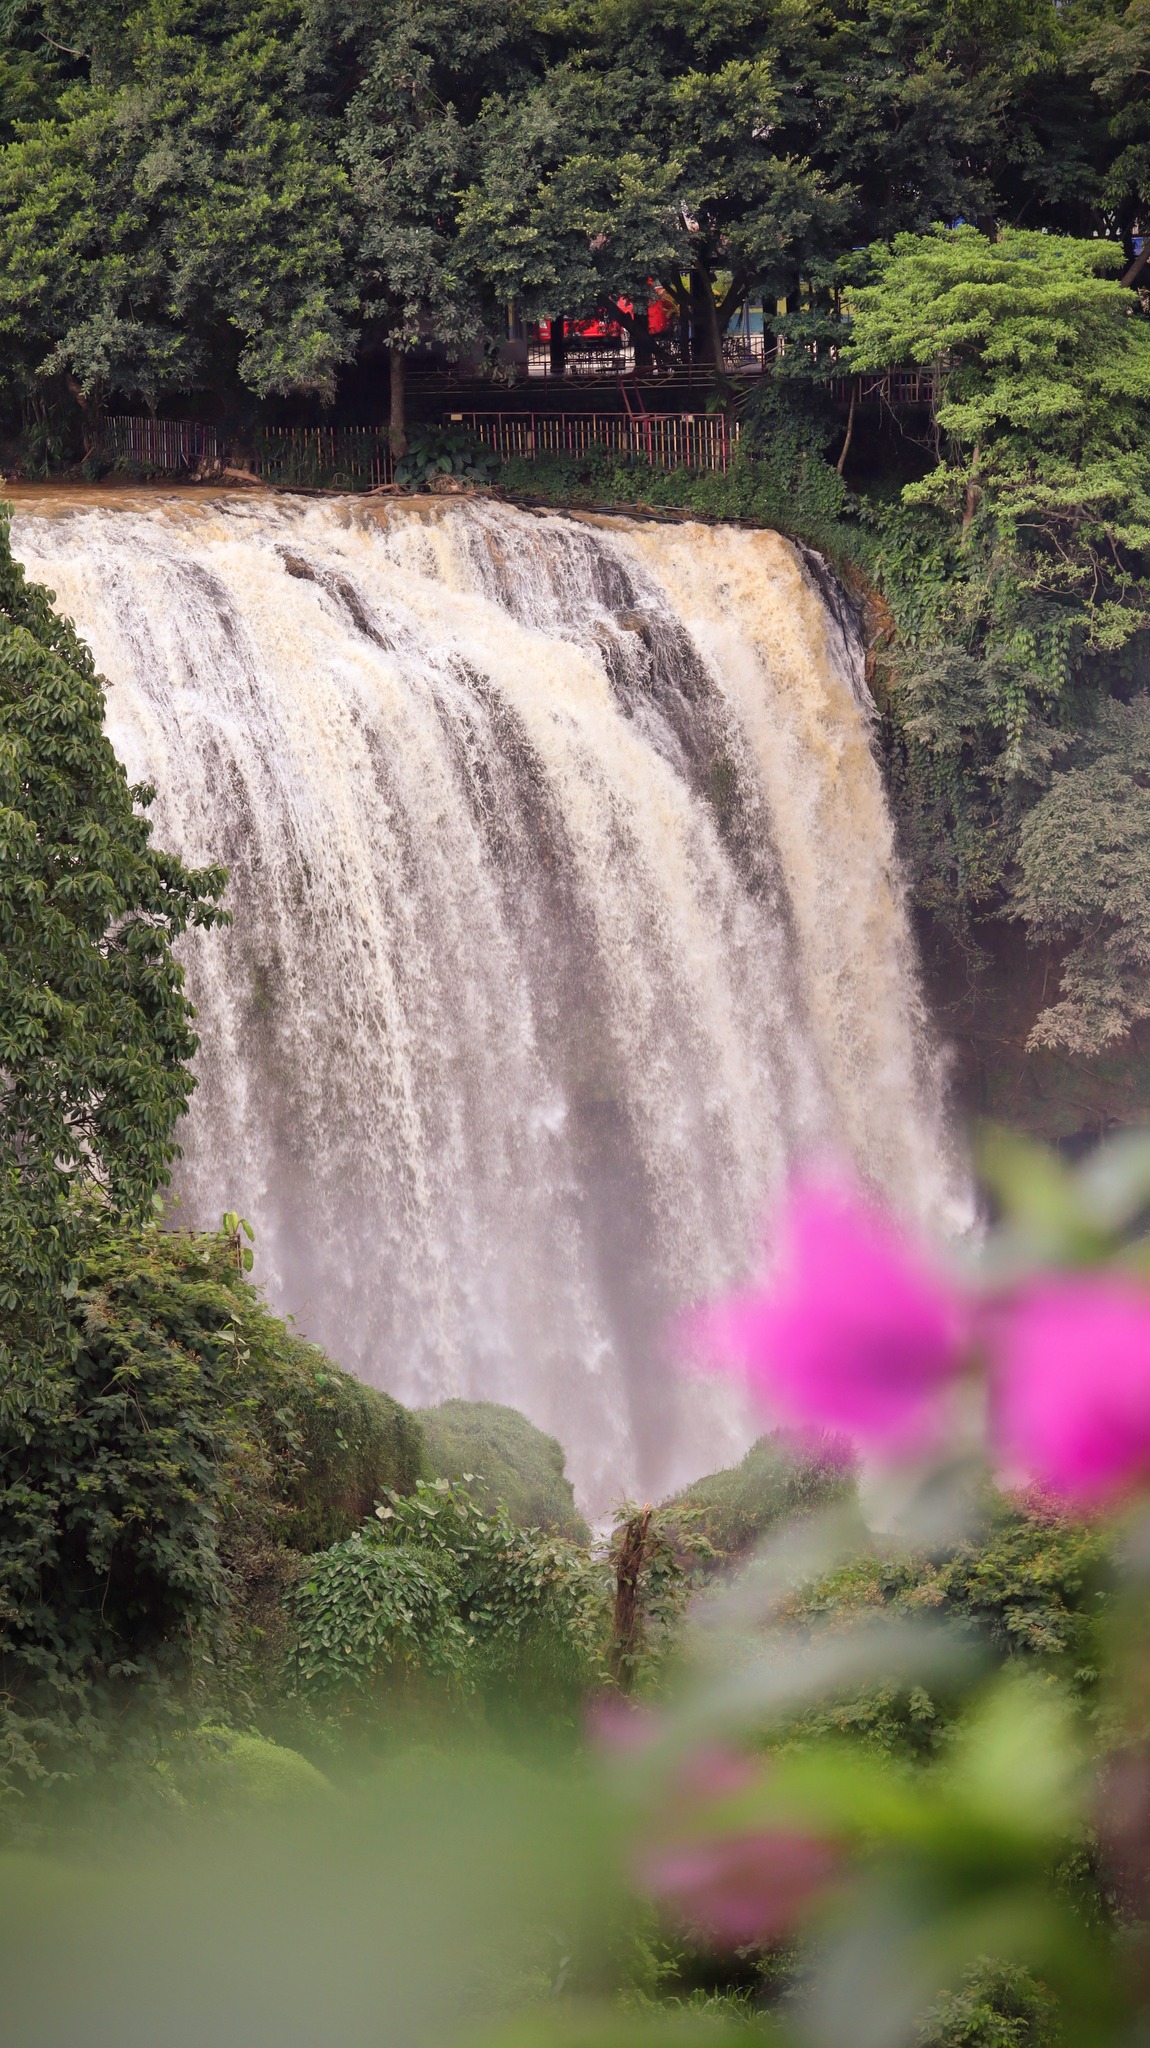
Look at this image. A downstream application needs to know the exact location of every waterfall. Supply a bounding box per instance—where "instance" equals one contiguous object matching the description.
[10,489,962,1511]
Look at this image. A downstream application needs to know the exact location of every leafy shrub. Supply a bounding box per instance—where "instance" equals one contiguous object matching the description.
[787,1494,1112,1758]
[188,1726,333,1807]
[417,1398,589,1540]
[920,1960,1058,2048]
[0,1226,242,1794]
[288,1534,467,1696]
[289,1479,608,1714]
[379,1480,608,1706]
[259,1343,425,1553]
[395,427,498,488]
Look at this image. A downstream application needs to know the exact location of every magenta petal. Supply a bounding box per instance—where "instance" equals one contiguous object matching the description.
[637,1829,839,1946]
[993,1276,1150,1508]
[692,1177,967,1453]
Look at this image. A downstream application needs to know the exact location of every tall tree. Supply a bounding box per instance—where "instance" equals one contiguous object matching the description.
[463,1,847,366]
[318,0,520,453]
[0,0,355,429]
[849,224,1150,618]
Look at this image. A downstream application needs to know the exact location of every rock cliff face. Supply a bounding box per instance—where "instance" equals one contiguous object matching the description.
[920,914,1150,1152]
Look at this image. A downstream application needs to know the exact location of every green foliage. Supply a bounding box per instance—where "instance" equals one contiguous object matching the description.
[665,1433,856,1567]
[1010,692,1150,1053]
[189,1725,333,1806]
[0,505,226,1425]
[394,427,499,488]
[498,416,863,562]
[0,1221,242,1794]
[734,379,852,535]
[921,1961,1058,2048]
[335,0,512,365]
[789,1494,1111,1758]
[850,226,1150,624]
[841,227,1150,1057]
[287,1531,468,1695]
[373,1478,608,1704]
[417,1397,589,1540]
[0,1212,425,1794]
[287,1478,608,1714]
[0,0,355,408]
[265,1348,424,1553]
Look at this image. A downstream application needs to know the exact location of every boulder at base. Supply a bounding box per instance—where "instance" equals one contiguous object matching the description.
[416,1400,590,1541]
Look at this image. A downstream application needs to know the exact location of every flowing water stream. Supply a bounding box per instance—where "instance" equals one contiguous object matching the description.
[11,489,962,1509]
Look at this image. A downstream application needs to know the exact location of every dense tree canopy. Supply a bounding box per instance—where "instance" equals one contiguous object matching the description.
[0,0,1147,425]
[850,226,1150,616]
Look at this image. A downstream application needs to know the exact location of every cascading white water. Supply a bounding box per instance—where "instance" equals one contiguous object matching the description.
[11,489,962,1510]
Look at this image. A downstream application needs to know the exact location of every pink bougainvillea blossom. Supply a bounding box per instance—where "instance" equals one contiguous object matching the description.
[993,1275,1150,1508]
[586,1694,659,1756]
[637,1828,840,1947]
[690,1177,968,1454]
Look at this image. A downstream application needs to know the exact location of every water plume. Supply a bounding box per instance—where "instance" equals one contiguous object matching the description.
[11,491,960,1509]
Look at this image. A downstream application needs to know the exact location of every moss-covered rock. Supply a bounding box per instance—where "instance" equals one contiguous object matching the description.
[255,1338,425,1552]
[664,1433,855,1565]
[193,1728,333,1807]
[38,1222,428,1737]
[416,1400,589,1540]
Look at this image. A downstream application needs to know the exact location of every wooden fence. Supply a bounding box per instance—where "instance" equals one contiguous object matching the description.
[102,410,735,481]
[101,374,931,489]
[102,417,393,488]
[449,410,736,472]
[253,425,391,490]
[104,416,227,471]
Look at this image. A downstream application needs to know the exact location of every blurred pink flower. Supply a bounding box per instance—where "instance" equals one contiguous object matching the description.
[586,1694,659,1755]
[690,1176,968,1454]
[993,1276,1150,1507]
[637,1828,839,1947]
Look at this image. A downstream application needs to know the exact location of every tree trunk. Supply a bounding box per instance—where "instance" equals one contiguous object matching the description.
[609,300,673,374]
[962,442,982,535]
[609,1505,652,1693]
[689,267,716,365]
[835,384,857,477]
[549,315,567,378]
[388,346,407,461]
[706,279,725,373]
[632,306,653,374]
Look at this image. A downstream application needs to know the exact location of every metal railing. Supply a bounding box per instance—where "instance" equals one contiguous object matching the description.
[100,370,932,491]
[522,334,769,381]
[826,368,937,406]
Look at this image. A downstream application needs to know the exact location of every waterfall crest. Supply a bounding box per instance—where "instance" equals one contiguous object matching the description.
[11,490,961,1508]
